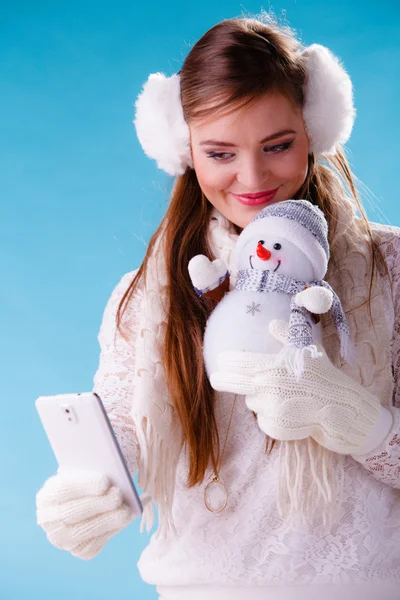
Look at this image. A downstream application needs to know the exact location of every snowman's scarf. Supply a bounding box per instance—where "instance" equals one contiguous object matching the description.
[235,268,356,379]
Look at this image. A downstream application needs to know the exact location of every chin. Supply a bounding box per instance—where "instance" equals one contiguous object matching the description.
[229,208,267,230]
[231,216,253,230]
[232,199,291,229]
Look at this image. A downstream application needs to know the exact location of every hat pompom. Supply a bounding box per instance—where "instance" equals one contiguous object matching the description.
[134,73,192,176]
[302,44,356,156]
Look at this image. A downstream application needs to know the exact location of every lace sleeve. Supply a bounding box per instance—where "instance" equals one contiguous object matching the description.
[92,269,141,477]
[353,409,400,488]
[353,224,400,487]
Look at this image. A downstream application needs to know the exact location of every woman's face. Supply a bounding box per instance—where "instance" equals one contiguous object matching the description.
[190,93,310,229]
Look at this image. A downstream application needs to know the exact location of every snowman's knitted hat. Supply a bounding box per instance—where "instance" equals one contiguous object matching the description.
[238,199,329,280]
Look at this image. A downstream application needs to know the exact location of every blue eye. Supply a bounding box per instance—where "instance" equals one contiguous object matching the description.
[263,141,293,154]
[206,151,234,161]
[206,139,293,162]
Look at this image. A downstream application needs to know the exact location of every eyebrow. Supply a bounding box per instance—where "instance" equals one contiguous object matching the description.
[199,129,296,147]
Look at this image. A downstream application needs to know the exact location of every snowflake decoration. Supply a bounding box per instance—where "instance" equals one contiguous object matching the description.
[246,302,261,316]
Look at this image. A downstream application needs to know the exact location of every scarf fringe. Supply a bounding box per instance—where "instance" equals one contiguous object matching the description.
[339,328,358,364]
[277,344,323,381]
[276,327,357,382]
[134,413,179,539]
[277,438,344,529]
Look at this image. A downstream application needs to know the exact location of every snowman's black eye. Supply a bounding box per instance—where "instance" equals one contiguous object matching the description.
[273,243,282,250]
[258,240,265,245]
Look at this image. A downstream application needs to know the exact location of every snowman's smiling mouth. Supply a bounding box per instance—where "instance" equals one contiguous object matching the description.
[249,256,281,272]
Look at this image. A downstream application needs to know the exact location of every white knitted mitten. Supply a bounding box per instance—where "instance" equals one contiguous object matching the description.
[36,469,134,560]
[294,286,333,313]
[188,254,228,293]
[211,320,383,455]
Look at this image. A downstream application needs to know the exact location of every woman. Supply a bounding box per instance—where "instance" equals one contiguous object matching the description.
[36,16,400,600]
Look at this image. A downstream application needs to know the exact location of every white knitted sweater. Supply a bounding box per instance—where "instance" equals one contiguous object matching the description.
[93,220,400,592]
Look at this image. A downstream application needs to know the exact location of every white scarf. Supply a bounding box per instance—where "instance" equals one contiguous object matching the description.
[130,200,393,538]
[131,207,238,538]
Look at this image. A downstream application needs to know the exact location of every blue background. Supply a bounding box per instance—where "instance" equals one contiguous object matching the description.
[1,0,399,598]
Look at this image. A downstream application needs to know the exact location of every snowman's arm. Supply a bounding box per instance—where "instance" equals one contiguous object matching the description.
[294,286,333,314]
[188,255,230,300]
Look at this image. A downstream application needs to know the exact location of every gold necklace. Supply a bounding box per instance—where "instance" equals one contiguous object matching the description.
[204,394,238,513]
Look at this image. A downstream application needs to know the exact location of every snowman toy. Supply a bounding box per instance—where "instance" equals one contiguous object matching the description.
[188,199,353,383]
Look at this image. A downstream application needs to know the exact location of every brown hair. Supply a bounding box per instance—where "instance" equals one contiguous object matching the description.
[117,17,385,488]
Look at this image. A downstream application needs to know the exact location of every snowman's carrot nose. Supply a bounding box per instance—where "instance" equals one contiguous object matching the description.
[256,243,271,260]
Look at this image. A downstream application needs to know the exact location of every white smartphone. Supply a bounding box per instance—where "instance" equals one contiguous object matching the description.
[35,392,143,520]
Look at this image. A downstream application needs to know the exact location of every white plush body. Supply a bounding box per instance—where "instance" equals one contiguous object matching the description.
[189,220,330,379]
[203,290,323,378]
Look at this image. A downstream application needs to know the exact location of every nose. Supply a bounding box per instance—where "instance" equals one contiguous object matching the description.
[256,243,271,260]
[236,156,269,190]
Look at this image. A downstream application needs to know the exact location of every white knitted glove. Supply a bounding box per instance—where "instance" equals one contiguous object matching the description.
[36,469,134,560]
[210,320,383,455]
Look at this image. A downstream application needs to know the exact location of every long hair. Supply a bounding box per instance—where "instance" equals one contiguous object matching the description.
[117,17,385,488]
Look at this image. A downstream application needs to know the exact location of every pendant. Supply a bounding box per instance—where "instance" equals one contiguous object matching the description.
[204,476,228,513]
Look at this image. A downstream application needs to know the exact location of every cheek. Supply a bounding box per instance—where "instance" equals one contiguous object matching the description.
[273,136,309,182]
[194,157,234,191]
[275,152,308,181]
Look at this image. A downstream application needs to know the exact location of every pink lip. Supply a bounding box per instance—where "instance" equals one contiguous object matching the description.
[231,187,280,206]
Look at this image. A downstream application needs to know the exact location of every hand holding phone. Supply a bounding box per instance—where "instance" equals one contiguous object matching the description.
[36,467,134,559]
[35,392,143,559]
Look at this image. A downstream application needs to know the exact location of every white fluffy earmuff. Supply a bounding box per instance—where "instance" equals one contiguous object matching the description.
[134,73,193,176]
[301,44,356,156]
[133,44,355,176]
